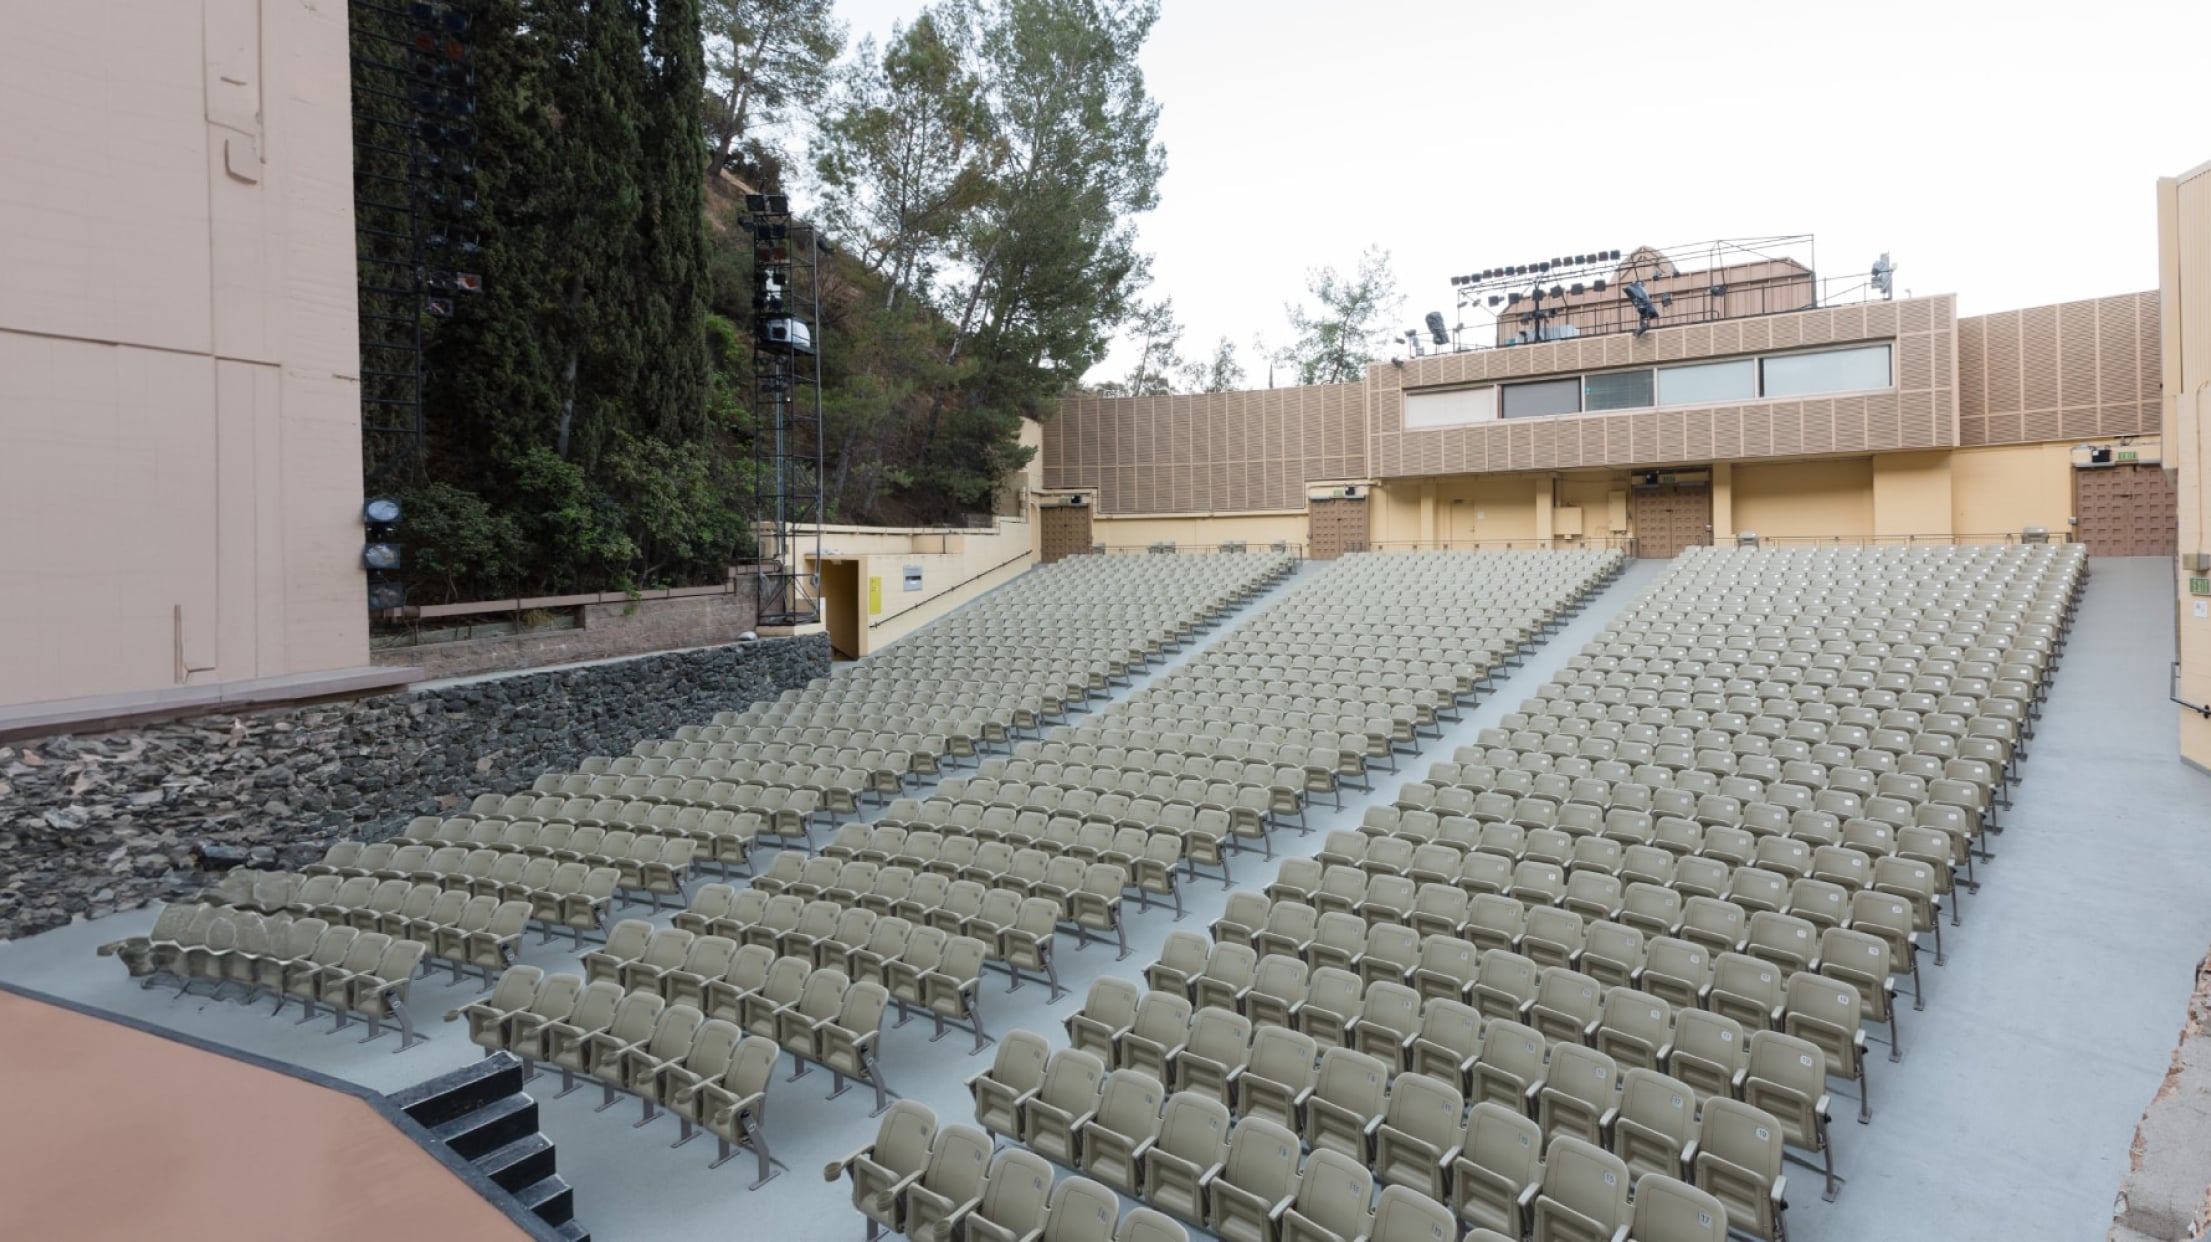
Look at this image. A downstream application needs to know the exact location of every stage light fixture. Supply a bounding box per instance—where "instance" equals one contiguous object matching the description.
[368,582,406,611]
[363,542,402,571]
[1710,283,1727,301]
[1870,252,1896,298]
[1624,281,1661,335]
[364,497,402,526]
[425,297,455,318]
[1570,283,1585,296]
[1507,291,1523,305]
[1592,279,1607,292]
[1487,295,1503,307]
[1550,285,1564,298]
[1425,311,1450,346]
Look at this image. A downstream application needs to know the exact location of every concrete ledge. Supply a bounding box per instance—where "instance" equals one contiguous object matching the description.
[0,665,422,742]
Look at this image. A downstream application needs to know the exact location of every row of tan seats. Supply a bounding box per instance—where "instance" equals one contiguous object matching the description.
[683,880,1064,1002]
[820,821,1190,917]
[828,1098,1194,1242]
[754,849,1133,956]
[454,965,785,1185]
[967,1037,1740,1242]
[101,902,427,1049]
[584,914,988,1058]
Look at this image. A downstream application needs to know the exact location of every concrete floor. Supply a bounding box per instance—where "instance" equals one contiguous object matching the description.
[4,555,2207,1242]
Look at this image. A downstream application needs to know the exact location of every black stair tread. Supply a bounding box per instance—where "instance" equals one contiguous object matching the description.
[512,1174,575,1225]
[392,1054,527,1128]
[552,1220,591,1242]
[428,1092,540,1160]
[474,1132,558,1193]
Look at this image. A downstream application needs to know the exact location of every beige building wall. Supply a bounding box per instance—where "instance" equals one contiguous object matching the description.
[2160,160,2211,769]
[1047,384,1366,514]
[1090,513,1307,551]
[1733,459,1877,539]
[805,519,1035,659]
[0,1,369,714]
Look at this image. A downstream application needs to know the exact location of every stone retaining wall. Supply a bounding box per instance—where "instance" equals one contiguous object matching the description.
[375,591,762,681]
[0,634,828,941]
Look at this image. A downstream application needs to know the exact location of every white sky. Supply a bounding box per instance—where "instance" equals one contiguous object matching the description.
[804,0,2211,386]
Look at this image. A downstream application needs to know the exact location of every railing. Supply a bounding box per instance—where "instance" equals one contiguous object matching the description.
[370,571,765,649]
[1361,537,1637,553]
[1086,542,1308,559]
[1728,532,2077,547]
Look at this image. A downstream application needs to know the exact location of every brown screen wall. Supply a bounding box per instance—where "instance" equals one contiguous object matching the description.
[1047,384,1366,515]
[1957,291,2162,446]
[1045,289,2162,517]
[1372,296,1958,475]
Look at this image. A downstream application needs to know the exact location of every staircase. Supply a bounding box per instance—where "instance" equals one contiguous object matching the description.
[389,1053,589,1241]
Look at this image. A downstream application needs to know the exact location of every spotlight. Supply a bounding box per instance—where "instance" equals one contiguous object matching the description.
[368,581,406,611]
[1549,285,1564,299]
[1570,283,1585,295]
[363,542,403,571]
[364,497,402,526]
[425,297,455,318]
[1425,311,1450,346]
[1507,292,1523,306]
[1870,252,1897,298]
[1592,279,1607,292]
[1624,281,1661,335]
[1710,283,1727,300]
[1487,295,1503,308]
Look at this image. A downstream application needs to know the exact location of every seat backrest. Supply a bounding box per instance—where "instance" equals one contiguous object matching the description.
[1042,1048,1108,1112]
[1040,1174,1122,1242]
[1291,1148,1374,1239]
[1095,1069,1167,1141]
[985,1029,1053,1095]
[976,1147,1056,1234]
[1384,1069,1465,1149]
[868,1099,940,1181]
[1313,1045,1389,1116]
[1219,1116,1301,1199]
[1629,1173,1729,1242]
[1369,1184,1457,1242]
[1536,1135,1631,1239]
[1154,1090,1232,1164]
[1465,1098,1544,1181]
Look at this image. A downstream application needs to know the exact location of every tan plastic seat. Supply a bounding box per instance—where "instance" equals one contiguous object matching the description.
[1693,1097,1790,1240]
[1782,972,1870,1124]
[1238,1026,1320,1133]
[451,964,544,1053]
[934,1146,1055,1242]
[1451,1100,1545,1239]
[1039,1176,1123,1242]
[1528,966,1605,1046]
[1083,1069,1167,1194]
[1629,1174,1730,1242]
[1613,1067,1697,1186]
[1146,931,1212,1001]
[1374,1070,1464,1200]
[1470,1018,1548,1115]
[1530,1135,1631,1242]
[1142,1091,1231,1223]
[582,918,654,985]
[825,1098,939,1240]
[1278,1148,1374,1242]
[652,1017,740,1148]
[903,1125,996,1242]
[1067,977,1143,1063]
[1114,1206,1189,1242]
[578,988,667,1088]
[1303,1045,1389,1164]
[1743,1030,1838,1202]
[685,1025,782,1175]
[541,980,628,1095]
[1366,1185,1456,1242]
[1538,1043,1620,1148]
[969,1030,1052,1138]
[610,1003,704,1119]
[505,972,587,1066]
[1022,1047,1107,1166]
[1117,990,1193,1078]
[1171,1006,1251,1104]
[1207,1115,1302,1242]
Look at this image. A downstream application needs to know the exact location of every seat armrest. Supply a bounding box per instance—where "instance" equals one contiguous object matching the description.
[1815,1093,1833,1121]
[823,1142,877,1183]
[1771,1173,1788,1208]
[1678,1139,1699,1174]
[1516,1182,1541,1210]
[1128,1136,1156,1164]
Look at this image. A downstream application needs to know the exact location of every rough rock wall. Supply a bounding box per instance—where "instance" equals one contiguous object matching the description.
[0,634,828,941]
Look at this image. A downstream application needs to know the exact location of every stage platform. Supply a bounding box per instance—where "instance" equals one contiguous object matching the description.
[0,987,543,1242]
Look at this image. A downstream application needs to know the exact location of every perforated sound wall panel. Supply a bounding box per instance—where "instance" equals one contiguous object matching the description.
[1953,290,2160,446]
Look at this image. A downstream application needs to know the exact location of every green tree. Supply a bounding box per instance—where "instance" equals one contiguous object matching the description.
[1179,335,1245,393]
[1119,297,1184,395]
[1282,244,1401,385]
[701,0,845,172]
[813,9,996,312]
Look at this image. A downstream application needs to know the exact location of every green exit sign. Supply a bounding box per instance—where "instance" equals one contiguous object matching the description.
[2116,449,2139,463]
[2192,577,2211,596]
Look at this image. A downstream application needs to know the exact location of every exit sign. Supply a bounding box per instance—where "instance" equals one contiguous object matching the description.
[2117,449,2139,463]
[2192,577,2211,596]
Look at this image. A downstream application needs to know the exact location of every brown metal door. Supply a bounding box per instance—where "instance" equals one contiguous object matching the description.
[1307,497,1369,560]
[1629,485,1712,559]
[2073,464,2177,556]
[1039,504,1093,563]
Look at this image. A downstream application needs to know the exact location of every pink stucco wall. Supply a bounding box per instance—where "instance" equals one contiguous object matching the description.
[0,1,368,709]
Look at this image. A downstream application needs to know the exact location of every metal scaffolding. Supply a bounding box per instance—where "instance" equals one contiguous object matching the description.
[745,194,825,627]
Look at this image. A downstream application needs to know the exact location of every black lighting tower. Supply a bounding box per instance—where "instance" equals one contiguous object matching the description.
[745,193,825,627]
[349,0,481,485]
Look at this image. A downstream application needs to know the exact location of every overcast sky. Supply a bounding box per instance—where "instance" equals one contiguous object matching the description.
[804,0,2211,386]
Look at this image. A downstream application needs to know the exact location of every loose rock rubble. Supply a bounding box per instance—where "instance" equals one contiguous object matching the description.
[0,634,827,941]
